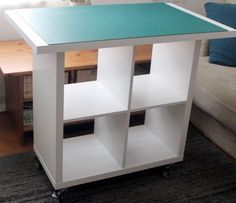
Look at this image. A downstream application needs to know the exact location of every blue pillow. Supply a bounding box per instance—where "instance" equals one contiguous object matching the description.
[205,2,236,67]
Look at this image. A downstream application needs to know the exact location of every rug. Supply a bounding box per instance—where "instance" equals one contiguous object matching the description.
[0,125,236,203]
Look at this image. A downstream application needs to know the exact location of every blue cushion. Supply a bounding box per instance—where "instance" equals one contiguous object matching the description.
[205,2,236,67]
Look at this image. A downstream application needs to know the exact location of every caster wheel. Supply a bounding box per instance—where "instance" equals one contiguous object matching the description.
[33,156,43,170]
[34,161,41,168]
[161,165,171,178]
[162,169,170,178]
[52,189,67,202]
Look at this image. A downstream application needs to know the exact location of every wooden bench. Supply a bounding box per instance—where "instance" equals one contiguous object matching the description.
[0,40,152,144]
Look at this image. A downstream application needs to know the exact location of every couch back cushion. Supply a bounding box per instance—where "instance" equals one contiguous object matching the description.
[225,0,235,3]
[205,2,236,67]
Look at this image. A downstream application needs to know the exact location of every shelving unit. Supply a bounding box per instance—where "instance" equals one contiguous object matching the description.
[5,2,236,191]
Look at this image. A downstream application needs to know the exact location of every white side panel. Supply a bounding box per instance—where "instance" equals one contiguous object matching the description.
[151,41,196,98]
[95,113,129,167]
[145,105,186,155]
[97,46,135,109]
[33,53,64,183]
[179,40,202,155]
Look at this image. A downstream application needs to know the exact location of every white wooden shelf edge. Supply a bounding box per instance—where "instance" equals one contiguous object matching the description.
[125,125,178,168]
[64,81,127,122]
[62,125,179,187]
[131,75,187,110]
[63,134,122,182]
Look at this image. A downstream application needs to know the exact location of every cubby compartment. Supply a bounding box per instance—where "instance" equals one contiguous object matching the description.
[64,46,135,122]
[125,104,187,169]
[63,113,129,183]
[131,41,196,110]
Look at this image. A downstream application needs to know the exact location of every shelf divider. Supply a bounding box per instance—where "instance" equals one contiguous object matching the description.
[95,113,130,167]
[97,46,135,109]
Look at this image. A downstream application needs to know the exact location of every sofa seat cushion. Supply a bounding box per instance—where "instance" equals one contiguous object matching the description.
[194,56,236,133]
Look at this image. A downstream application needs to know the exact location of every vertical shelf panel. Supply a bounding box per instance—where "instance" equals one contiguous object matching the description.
[178,40,202,156]
[97,46,135,109]
[33,53,64,184]
[95,113,129,167]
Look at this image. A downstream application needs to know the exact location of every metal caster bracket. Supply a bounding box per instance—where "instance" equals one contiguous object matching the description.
[52,189,67,202]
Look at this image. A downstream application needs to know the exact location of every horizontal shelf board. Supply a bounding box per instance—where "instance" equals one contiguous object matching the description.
[63,134,121,182]
[126,125,177,168]
[64,81,127,122]
[131,75,187,110]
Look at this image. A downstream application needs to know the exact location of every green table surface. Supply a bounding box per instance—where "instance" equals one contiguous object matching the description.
[16,3,226,45]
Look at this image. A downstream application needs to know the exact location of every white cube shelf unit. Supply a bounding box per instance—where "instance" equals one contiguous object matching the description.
[5,3,236,190]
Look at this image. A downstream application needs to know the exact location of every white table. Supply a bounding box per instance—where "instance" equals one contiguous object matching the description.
[5,3,236,197]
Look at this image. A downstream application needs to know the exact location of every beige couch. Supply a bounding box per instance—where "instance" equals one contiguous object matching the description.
[191,6,236,159]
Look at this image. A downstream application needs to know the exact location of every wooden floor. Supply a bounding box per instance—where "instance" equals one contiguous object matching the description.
[0,112,32,156]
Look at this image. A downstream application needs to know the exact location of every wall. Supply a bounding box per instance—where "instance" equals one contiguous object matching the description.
[0,0,226,112]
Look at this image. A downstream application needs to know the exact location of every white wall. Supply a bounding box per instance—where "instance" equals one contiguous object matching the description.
[0,0,226,112]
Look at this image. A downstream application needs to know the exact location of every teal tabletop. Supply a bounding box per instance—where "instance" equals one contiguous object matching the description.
[16,3,226,45]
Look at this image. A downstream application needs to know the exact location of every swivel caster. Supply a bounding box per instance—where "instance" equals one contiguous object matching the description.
[161,165,171,178]
[52,189,67,203]
[33,155,43,170]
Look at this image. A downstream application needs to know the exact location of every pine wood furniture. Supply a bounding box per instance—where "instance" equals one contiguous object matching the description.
[0,112,32,156]
[5,2,236,193]
[0,40,152,144]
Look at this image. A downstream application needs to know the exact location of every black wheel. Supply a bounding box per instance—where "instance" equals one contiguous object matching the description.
[34,160,41,169]
[161,165,171,178]
[52,189,67,202]
[33,155,43,170]
[162,169,170,178]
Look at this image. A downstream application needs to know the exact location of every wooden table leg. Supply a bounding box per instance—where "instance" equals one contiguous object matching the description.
[5,75,25,145]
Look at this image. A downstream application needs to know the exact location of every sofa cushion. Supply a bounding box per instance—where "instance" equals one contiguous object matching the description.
[225,0,235,3]
[205,2,236,67]
[200,40,209,57]
[194,56,236,133]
